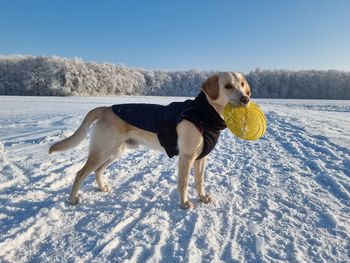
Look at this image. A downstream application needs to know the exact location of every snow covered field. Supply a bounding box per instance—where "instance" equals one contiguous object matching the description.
[0,96,349,262]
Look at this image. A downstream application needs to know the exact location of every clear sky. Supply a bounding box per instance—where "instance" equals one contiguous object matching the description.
[0,0,349,72]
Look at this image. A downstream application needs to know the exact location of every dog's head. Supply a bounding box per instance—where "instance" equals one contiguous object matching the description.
[202,72,251,107]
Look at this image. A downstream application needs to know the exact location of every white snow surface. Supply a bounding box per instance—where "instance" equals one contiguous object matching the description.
[0,96,349,263]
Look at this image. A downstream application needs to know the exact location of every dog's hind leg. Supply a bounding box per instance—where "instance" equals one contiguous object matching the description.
[69,112,126,204]
[95,159,113,192]
[95,144,125,192]
[69,154,110,204]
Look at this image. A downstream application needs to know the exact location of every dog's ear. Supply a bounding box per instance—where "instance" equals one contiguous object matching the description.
[237,72,252,97]
[201,74,219,100]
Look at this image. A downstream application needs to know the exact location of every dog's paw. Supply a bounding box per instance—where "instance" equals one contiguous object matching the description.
[199,193,213,204]
[99,184,111,192]
[181,200,194,209]
[69,195,81,205]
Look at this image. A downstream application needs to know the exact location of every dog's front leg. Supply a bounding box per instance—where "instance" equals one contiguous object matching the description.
[177,120,203,209]
[194,157,213,204]
[178,153,195,209]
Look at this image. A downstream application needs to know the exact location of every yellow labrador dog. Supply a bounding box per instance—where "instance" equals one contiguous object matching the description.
[49,72,251,209]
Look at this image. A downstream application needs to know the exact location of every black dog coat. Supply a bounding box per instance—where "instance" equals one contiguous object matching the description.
[111,92,226,159]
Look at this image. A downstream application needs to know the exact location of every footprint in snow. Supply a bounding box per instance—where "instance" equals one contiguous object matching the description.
[318,212,337,228]
[248,222,265,254]
[0,141,6,163]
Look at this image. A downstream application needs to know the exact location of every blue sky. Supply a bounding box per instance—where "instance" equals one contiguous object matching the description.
[0,0,349,72]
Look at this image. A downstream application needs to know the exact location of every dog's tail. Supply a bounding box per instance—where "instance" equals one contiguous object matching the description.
[49,107,108,154]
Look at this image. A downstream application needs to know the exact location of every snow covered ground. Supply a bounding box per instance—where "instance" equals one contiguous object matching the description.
[0,96,349,262]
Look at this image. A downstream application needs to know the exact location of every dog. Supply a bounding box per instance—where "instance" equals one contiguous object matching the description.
[49,72,251,209]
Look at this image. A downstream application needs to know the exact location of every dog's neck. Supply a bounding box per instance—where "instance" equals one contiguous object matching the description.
[202,93,225,119]
[209,102,224,119]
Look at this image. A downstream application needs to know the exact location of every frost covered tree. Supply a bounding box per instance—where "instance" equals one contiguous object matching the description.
[0,55,349,99]
[246,69,350,99]
[0,55,68,96]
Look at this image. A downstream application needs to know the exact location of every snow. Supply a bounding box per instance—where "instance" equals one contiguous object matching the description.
[0,96,349,262]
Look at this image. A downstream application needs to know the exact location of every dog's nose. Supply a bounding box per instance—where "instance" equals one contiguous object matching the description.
[240,95,250,105]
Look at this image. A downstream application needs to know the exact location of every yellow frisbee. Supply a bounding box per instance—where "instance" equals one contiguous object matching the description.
[224,101,267,140]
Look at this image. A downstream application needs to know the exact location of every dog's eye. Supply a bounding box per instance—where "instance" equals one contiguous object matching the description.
[225,84,233,89]
[241,81,245,87]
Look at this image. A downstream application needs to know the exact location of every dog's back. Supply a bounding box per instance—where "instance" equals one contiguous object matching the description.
[111,101,193,133]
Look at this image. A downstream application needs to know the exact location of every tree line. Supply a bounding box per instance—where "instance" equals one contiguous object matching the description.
[0,55,349,99]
